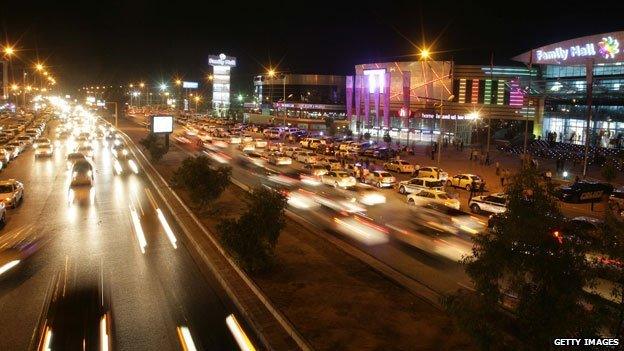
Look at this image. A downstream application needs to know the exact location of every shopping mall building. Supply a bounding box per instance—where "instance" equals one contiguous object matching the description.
[346,31,624,147]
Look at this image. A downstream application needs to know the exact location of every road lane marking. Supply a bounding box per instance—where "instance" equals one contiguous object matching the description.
[176,326,198,351]
[129,202,147,254]
[226,314,256,351]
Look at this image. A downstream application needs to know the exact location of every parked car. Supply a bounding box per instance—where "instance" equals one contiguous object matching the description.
[282,146,300,157]
[447,174,483,190]
[319,157,342,171]
[365,171,396,188]
[303,164,329,176]
[268,152,292,166]
[254,138,268,148]
[469,193,508,214]
[416,166,449,180]
[384,160,415,173]
[320,171,357,188]
[296,151,318,164]
[397,177,445,194]
[35,144,54,157]
[0,179,24,208]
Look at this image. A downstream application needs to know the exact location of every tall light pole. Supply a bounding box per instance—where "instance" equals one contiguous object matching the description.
[3,46,15,103]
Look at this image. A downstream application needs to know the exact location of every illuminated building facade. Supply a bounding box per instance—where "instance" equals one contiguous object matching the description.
[208,53,236,113]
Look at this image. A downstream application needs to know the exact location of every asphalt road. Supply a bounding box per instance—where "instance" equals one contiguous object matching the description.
[0,122,238,350]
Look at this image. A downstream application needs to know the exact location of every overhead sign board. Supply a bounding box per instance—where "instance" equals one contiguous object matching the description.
[151,115,174,133]
[182,81,198,89]
[208,53,237,67]
[513,31,623,65]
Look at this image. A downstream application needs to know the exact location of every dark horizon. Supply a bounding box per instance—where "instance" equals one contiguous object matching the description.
[3,1,624,93]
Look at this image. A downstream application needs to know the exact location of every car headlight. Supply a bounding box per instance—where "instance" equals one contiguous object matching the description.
[73,171,78,178]
[122,149,128,156]
[87,170,93,177]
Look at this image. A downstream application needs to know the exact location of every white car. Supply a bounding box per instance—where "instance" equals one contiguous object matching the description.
[0,179,24,208]
[296,151,318,164]
[417,166,449,180]
[320,171,357,188]
[469,193,508,214]
[255,138,268,148]
[35,144,54,157]
[238,143,255,152]
[33,137,51,149]
[407,189,460,210]
[365,171,396,188]
[304,164,329,176]
[229,135,242,144]
[319,157,342,171]
[268,152,292,165]
[282,146,300,157]
[448,174,483,191]
[70,160,94,187]
[397,177,445,194]
[384,160,415,173]
[353,186,386,206]
[242,135,253,143]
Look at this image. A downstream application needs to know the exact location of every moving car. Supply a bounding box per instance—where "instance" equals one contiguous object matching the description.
[111,144,129,158]
[238,142,255,152]
[469,193,508,214]
[254,138,268,148]
[319,157,342,171]
[0,179,24,208]
[303,164,329,176]
[268,152,292,165]
[35,144,54,157]
[447,174,483,190]
[407,189,460,210]
[33,137,51,149]
[383,160,415,173]
[416,166,449,180]
[77,145,94,158]
[365,171,396,188]
[557,180,613,203]
[397,177,445,194]
[320,171,357,188]
[282,146,300,157]
[66,153,87,170]
[70,160,94,186]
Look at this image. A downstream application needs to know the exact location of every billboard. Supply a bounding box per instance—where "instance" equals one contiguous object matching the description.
[208,53,237,67]
[151,115,174,133]
[513,31,623,65]
[182,81,198,89]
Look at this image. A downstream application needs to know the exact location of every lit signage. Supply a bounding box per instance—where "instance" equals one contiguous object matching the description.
[363,69,386,93]
[513,32,623,65]
[208,53,237,67]
[151,116,174,133]
[182,81,198,89]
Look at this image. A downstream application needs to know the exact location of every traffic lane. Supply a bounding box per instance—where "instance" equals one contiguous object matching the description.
[86,141,237,350]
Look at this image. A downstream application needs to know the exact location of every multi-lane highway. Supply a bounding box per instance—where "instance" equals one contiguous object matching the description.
[0,119,239,350]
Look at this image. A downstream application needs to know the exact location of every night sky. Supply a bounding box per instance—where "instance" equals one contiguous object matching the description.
[3,1,623,93]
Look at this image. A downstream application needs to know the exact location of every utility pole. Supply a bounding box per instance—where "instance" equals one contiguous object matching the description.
[582,58,594,177]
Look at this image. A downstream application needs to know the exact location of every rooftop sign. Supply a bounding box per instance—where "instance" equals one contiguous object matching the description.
[208,53,237,67]
[512,31,623,65]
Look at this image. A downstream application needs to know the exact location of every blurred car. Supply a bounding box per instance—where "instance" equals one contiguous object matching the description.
[238,143,255,152]
[0,179,24,208]
[304,164,329,176]
[365,171,396,188]
[282,146,300,157]
[33,272,113,351]
[296,151,318,164]
[0,225,48,279]
[352,185,386,206]
[416,166,449,180]
[33,137,51,149]
[254,138,268,148]
[111,144,129,159]
[320,171,356,188]
[447,174,483,190]
[407,189,460,210]
[77,145,95,158]
[70,160,94,187]
[35,144,54,157]
[66,153,87,170]
[319,157,342,171]
[383,160,415,173]
[268,152,292,166]
[16,135,33,147]
[397,177,445,194]
[6,141,24,154]
[469,193,508,214]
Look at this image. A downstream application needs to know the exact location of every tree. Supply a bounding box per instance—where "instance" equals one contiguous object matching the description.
[218,187,287,273]
[139,133,168,162]
[444,167,601,349]
[601,162,617,183]
[171,155,231,210]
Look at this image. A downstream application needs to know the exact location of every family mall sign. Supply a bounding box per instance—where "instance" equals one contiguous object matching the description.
[513,31,623,65]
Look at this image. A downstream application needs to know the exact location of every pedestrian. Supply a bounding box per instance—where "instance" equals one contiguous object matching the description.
[412,164,420,177]
[495,161,500,176]
[460,140,464,151]
[478,181,485,196]
[469,181,476,202]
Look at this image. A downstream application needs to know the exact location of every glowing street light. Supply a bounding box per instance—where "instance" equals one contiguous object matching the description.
[11,84,19,91]
[419,48,431,60]
[3,46,14,56]
[267,69,276,77]
[159,83,167,91]
[35,63,44,71]
[237,94,243,102]
[175,79,182,86]
[129,83,134,88]
[207,74,214,81]
[139,82,145,88]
